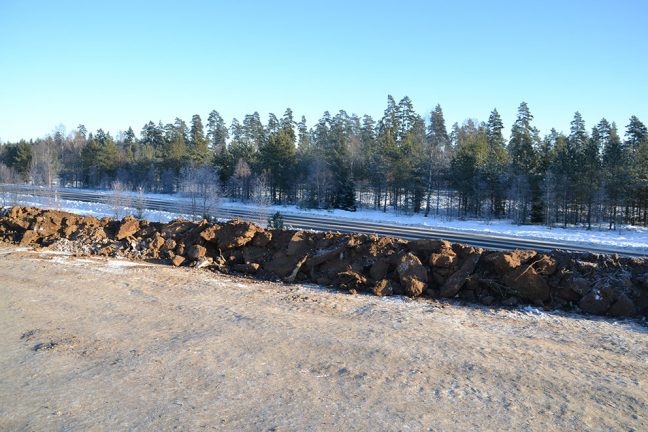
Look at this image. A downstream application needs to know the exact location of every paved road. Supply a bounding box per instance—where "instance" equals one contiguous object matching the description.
[2,184,645,257]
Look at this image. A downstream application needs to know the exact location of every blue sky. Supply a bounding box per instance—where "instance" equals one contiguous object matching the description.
[0,0,646,142]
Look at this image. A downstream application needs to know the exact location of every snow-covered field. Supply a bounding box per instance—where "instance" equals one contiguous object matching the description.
[3,188,648,254]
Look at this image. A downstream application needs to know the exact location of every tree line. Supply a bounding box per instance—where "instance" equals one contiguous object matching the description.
[1,96,647,229]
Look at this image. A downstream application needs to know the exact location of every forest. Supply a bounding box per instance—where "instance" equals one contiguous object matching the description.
[1,96,647,229]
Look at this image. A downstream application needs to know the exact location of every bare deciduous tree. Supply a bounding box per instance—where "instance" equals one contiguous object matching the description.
[29,136,60,187]
[251,173,272,227]
[0,164,16,207]
[109,180,132,219]
[179,165,220,221]
[229,159,253,201]
[134,187,146,220]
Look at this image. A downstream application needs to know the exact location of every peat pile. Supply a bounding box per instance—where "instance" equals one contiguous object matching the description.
[1,206,647,318]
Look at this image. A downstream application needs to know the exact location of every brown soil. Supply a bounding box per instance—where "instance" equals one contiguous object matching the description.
[1,245,647,431]
[1,206,647,318]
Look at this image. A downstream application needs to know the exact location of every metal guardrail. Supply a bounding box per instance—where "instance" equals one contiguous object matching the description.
[1,184,646,257]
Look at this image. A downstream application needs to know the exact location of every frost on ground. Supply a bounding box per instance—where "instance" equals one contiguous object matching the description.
[0,244,646,431]
[6,188,648,253]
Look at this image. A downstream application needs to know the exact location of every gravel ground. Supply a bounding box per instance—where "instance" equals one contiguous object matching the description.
[0,244,646,431]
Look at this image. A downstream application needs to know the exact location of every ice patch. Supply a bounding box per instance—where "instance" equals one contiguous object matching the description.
[104,259,149,268]
[520,305,545,316]
[38,250,73,256]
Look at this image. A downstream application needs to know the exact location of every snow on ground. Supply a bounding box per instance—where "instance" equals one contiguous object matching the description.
[4,188,648,253]
[4,194,194,224]
[217,200,648,253]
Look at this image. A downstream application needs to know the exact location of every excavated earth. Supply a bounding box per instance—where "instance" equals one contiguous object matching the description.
[1,206,647,318]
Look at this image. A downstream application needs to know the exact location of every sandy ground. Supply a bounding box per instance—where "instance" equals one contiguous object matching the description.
[0,245,646,431]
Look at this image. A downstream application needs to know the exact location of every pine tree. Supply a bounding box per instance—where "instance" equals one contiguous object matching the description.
[294,116,312,201]
[259,113,296,202]
[189,114,209,163]
[550,133,572,227]
[3,140,32,180]
[424,104,450,216]
[328,111,356,211]
[625,115,647,150]
[140,121,165,159]
[280,108,296,142]
[81,136,101,186]
[304,112,333,208]
[206,110,229,155]
[626,116,648,224]
[376,95,401,211]
[581,122,601,229]
[247,113,266,146]
[79,130,118,186]
[165,118,188,172]
[123,127,138,162]
[450,120,488,216]
[538,130,557,224]
[8,96,648,228]
[95,129,119,177]
[601,121,628,228]
[297,116,310,151]
[568,112,595,226]
[484,109,509,216]
[357,114,382,209]
[632,138,648,225]
[266,113,280,136]
[568,112,588,152]
[508,102,541,223]
[509,102,539,176]
[397,97,426,213]
[214,118,247,183]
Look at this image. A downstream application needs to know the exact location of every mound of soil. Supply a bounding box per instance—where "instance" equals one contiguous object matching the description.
[1,206,646,318]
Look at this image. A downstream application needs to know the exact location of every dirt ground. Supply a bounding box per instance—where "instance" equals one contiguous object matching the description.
[0,244,646,431]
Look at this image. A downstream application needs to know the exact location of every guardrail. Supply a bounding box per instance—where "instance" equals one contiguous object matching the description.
[1,184,645,257]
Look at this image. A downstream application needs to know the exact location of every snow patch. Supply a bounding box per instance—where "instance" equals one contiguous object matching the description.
[8,188,648,253]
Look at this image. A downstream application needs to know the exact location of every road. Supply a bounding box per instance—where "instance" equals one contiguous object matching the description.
[1,184,645,257]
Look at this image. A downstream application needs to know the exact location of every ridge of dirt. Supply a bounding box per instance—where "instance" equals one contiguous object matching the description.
[1,205,647,318]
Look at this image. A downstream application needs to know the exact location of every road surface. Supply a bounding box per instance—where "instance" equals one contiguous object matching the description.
[1,184,645,257]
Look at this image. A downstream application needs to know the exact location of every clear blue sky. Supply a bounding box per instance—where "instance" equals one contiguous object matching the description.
[1,0,646,142]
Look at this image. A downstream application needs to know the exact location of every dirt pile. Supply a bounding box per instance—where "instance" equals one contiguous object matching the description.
[1,206,646,318]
